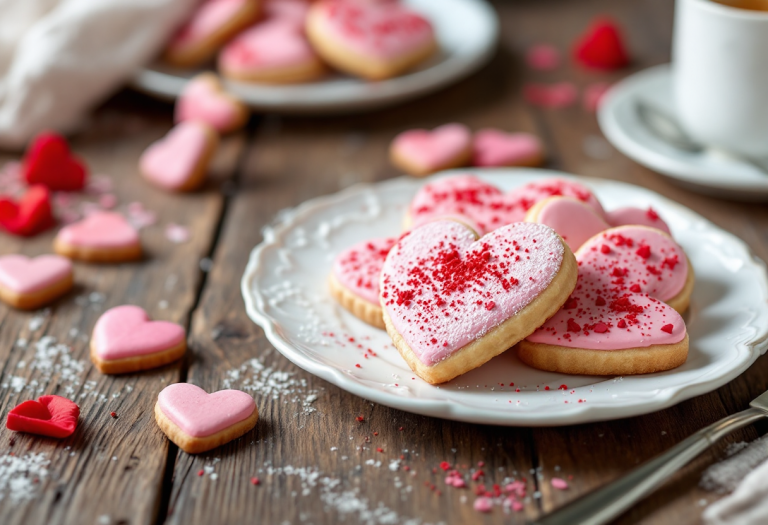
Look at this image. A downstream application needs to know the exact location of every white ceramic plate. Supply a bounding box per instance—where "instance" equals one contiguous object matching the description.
[599,64,768,201]
[132,0,498,114]
[241,169,768,426]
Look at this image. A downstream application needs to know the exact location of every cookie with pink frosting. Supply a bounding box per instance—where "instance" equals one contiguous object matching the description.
[405,175,603,235]
[163,0,262,68]
[525,196,610,252]
[329,237,396,328]
[306,0,437,80]
[90,305,187,374]
[155,383,258,453]
[380,220,578,384]
[175,73,249,133]
[54,212,142,263]
[519,225,694,376]
[473,129,545,168]
[605,206,671,235]
[390,124,472,177]
[0,254,73,310]
[140,121,219,192]
[218,19,326,83]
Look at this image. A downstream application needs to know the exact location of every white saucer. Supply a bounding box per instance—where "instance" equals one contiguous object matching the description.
[132,0,498,114]
[241,169,768,426]
[598,64,768,201]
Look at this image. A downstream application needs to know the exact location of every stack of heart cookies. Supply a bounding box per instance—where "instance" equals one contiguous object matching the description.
[329,175,693,384]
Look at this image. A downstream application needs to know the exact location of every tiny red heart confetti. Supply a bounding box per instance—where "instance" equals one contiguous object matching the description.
[22,132,88,191]
[0,185,55,236]
[573,17,629,70]
[6,395,79,438]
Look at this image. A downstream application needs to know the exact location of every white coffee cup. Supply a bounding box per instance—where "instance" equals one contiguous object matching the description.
[672,0,768,157]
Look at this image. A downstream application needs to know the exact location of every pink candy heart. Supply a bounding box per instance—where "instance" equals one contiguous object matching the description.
[157,383,256,438]
[175,74,246,133]
[0,254,71,294]
[473,129,544,167]
[56,212,139,249]
[140,121,216,192]
[391,123,472,174]
[92,305,186,361]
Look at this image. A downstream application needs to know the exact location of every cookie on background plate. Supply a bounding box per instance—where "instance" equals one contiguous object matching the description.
[0,254,73,310]
[155,383,258,454]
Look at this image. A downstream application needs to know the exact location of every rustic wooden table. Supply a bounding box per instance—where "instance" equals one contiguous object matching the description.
[2,0,768,523]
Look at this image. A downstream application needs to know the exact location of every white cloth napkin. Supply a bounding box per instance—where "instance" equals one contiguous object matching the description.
[704,455,768,525]
[0,0,198,150]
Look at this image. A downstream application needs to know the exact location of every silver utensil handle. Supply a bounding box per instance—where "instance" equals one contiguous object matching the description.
[532,407,766,525]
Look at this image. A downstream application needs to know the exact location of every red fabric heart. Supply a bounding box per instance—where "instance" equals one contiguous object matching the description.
[573,18,629,70]
[6,395,80,438]
[22,132,88,191]
[0,185,55,236]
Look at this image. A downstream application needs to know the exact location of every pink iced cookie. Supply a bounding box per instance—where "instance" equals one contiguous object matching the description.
[390,124,472,177]
[53,212,142,263]
[218,19,326,83]
[163,0,261,68]
[0,254,73,310]
[330,237,396,328]
[380,220,577,384]
[306,0,437,80]
[155,383,258,454]
[90,305,187,374]
[175,73,248,133]
[606,206,671,235]
[407,175,603,235]
[473,129,545,168]
[520,225,693,376]
[526,196,610,252]
[140,121,219,192]
[263,0,309,24]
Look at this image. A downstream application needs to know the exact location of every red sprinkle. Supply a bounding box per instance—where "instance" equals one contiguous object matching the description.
[440,461,451,471]
[630,284,641,293]
[197,470,204,476]
[593,322,608,333]
[567,318,581,333]
[356,415,364,422]
[110,412,117,419]
[251,477,260,485]
[661,324,674,334]
[377,447,384,453]
[636,245,651,259]
[600,244,610,254]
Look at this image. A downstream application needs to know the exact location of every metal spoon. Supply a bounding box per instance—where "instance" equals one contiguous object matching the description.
[636,101,768,175]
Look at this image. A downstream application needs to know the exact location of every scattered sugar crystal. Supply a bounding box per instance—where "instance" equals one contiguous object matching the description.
[701,436,768,493]
[0,453,50,503]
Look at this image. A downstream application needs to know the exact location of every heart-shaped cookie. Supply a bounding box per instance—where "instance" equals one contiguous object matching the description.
[525,196,610,252]
[406,175,603,235]
[390,124,472,177]
[473,129,545,167]
[140,121,219,192]
[155,383,258,453]
[329,236,396,328]
[306,0,437,80]
[0,185,55,237]
[380,220,577,384]
[22,132,87,192]
[0,254,73,310]
[54,211,142,263]
[573,17,629,70]
[163,0,261,68]
[175,73,248,134]
[520,225,693,375]
[219,20,326,83]
[6,395,79,439]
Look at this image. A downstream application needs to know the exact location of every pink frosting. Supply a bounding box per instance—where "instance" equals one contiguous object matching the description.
[264,0,309,24]
[527,226,688,350]
[313,1,434,59]
[219,20,317,71]
[157,383,256,438]
[381,221,564,366]
[57,212,139,249]
[93,305,186,360]
[175,76,243,132]
[0,254,72,294]
[140,121,210,190]
[409,175,603,235]
[534,197,610,251]
[333,237,396,305]
[392,124,471,172]
[473,129,543,167]
[606,207,671,235]
[168,0,251,49]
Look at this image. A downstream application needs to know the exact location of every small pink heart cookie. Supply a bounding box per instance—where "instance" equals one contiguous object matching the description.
[306,0,437,80]
[175,73,248,134]
[155,383,258,454]
[90,305,187,374]
[140,121,219,192]
[54,212,142,263]
[163,0,261,68]
[605,206,671,235]
[525,196,610,252]
[520,225,694,376]
[0,254,73,310]
[390,124,472,177]
[406,175,603,235]
[219,19,326,83]
[380,220,578,384]
[330,237,396,328]
[473,129,545,168]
